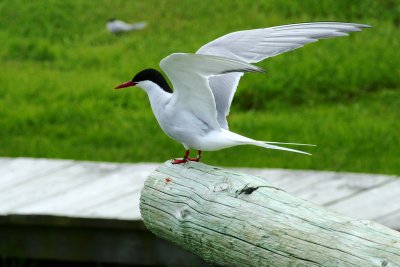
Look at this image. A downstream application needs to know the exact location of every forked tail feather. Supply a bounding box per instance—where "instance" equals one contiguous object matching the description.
[224,130,312,155]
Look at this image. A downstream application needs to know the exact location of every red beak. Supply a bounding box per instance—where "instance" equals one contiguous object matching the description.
[114,81,137,89]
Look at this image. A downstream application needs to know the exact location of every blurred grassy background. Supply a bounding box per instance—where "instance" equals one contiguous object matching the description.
[0,0,399,174]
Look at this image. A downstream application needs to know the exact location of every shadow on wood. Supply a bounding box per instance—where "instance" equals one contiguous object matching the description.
[140,161,400,267]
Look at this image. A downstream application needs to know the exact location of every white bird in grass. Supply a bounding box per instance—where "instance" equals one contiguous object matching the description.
[115,22,370,164]
[107,19,147,34]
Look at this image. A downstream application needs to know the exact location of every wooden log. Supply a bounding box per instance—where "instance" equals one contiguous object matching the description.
[140,161,400,267]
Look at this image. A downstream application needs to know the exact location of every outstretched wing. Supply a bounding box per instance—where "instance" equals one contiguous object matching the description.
[159,53,264,131]
[197,22,371,129]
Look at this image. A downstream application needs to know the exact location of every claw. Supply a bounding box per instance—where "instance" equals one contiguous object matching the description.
[172,149,202,164]
[172,158,188,164]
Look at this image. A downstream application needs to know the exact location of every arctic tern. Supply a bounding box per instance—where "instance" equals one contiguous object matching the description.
[115,22,370,164]
[107,19,147,34]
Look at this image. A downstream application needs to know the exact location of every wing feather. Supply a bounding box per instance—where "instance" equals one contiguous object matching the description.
[197,22,371,129]
[159,53,264,131]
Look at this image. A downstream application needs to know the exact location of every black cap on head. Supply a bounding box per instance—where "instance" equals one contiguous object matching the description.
[132,69,172,93]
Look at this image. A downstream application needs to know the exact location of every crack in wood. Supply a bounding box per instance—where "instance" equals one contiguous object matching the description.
[235,184,270,197]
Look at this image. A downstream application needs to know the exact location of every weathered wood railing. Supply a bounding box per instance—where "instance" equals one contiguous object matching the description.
[140,161,400,267]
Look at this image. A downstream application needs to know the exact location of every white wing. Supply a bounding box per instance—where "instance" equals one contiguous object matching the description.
[197,22,371,129]
[159,53,264,131]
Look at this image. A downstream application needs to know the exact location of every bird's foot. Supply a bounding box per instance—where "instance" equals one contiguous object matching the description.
[188,150,202,162]
[172,158,188,164]
[172,150,201,164]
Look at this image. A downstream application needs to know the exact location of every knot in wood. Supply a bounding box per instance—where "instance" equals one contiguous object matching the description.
[179,207,191,220]
[214,182,229,192]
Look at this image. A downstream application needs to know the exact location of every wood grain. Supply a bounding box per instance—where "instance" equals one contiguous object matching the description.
[140,161,400,267]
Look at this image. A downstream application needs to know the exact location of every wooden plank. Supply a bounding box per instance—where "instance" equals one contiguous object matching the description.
[11,170,131,213]
[232,168,305,187]
[289,173,392,205]
[376,210,400,230]
[234,169,394,206]
[15,167,145,218]
[0,161,132,212]
[234,168,336,193]
[1,157,399,230]
[83,191,143,220]
[276,172,336,193]
[0,158,74,192]
[327,179,400,221]
[0,158,72,178]
[116,193,142,219]
[9,162,156,219]
[0,158,11,167]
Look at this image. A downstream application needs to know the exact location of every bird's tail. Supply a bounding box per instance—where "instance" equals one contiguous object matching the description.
[223,130,312,155]
[129,22,147,30]
[252,141,312,155]
[263,141,316,147]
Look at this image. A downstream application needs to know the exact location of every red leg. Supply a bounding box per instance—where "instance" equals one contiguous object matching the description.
[187,150,202,162]
[172,149,190,164]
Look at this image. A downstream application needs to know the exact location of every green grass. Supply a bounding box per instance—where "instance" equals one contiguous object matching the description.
[1,0,399,174]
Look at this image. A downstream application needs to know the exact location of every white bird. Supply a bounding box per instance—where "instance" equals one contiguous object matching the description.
[115,22,370,164]
[106,19,147,34]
